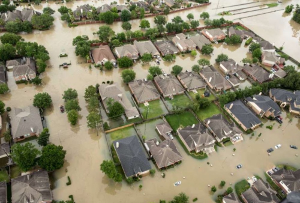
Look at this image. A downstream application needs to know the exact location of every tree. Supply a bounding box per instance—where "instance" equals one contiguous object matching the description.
[39,144,66,171]
[200,12,210,19]
[74,40,91,58]
[252,48,262,59]
[111,39,123,48]
[211,186,217,192]
[5,20,21,33]
[147,74,154,80]
[88,96,99,112]
[38,128,50,146]
[33,92,52,109]
[0,33,22,45]
[11,143,40,171]
[198,58,210,67]
[140,8,145,19]
[36,59,47,73]
[249,43,261,52]
[67,110,78,125]
[0,43,16,61]
[226,187,233,194]
[164,54,176,62]
[121,69,136,83]
[212,19,222,27]
[99,11,116,24]
[145,28,159,40]
[163,7,170,15]
[120,10,131,22]
[154,15,167,25]
[140,19,150,29]
[285,5,294,13]
[284,65,296,73]
[191,50,197,57]
[190,20,199,29]
[63,88,78,101]
[121,22,131,30]
[252,57,259,63]
[117,56,133,68]
[65,100,81,112]
[97,25,115,42]
[292,8,300,24]
[86,111,101,130]
[0,100,5,114]
[104,61,113,70]
[172,16,183,24]
[84,86,97,101]
[141,53,152,63]
[31,14,54,30]
[149,66,162,76]
[225,34,242,45]
[196,97,210,109]
[242,58,252,64]
[187,13,194,20]
[172,65,183,76]
[0,84,9,94]
[116,32,126,42]
[4,131,11,142]
[220,180,226,187]
[204,19,212,26]
[107,99,125,118]
[31,77,42,85]
[215,54,228,63]
[192,65,200,72]
[201,44,213,55]
[43,7,55,15]
[100,160,122,182]
[157,24,166,34]
[58,6,69,14]
[170,193,189,203]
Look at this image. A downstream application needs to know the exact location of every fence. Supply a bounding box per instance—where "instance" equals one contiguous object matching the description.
[104,123,134,133]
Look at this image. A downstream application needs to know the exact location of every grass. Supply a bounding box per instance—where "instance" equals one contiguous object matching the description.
[107,126,136,144]
[196,103,222,121]
[223,140,233,146]
[277,164,297,171]
[264,173,286,200]
[165,94,192,110]
[175,135,208,160]
[10,165,22,179]
[0,169,9,182]
[235,25,246,30]
[234,179,250,201]
[139,100,167,119]
[111,145,121,164]
[165,111,198,131]
[188,89,215,101]
[266,3,278,7]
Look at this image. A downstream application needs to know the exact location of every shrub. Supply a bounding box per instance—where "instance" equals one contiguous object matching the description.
[193,198,198,202]
[6,107,11,112]
[103,122,110,131]
[211,186,217,192]
[66,176,71,185]
[220,180,226,187]
[150,169,156,176]
[245,37,253,46]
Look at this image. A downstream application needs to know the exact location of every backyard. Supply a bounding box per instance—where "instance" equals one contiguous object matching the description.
[10,165,22,179]
[196,103,222,121]
[139,100,168,119]
[0,169,9,182]
[165,111,198,131]
[189,89,215,101]
[135,118,164,141]
[234,179,250,201]
[106,126,136,145]
[165,94,192,111]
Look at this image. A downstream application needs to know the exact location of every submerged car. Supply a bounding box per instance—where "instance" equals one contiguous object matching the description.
[267,148,274,153]
[290,145,298,149]
[174,181,181,186]
[275,117,283,124]
[236,164,242,169]
[60,105,65,113]
[275,144,282,149]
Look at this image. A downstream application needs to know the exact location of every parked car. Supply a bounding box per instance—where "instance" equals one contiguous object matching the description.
[275,144,282,149]
[267,171,273,176]
[174,181,181,186]
[167,132,174,140]
[267,148,274,153]
[290,145,298,149]
[275,117,282,124]
[60,105,65,113]
[236,164,242,169]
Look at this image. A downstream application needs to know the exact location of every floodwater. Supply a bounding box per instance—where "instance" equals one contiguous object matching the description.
[1,0,300,202]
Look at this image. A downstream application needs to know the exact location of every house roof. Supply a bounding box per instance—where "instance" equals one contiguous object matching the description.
[113,136,151,177]
[228,26,244,38]
[177,71,206,90]
[243,64,271,83]
[164,0,175,7]
[11,170,52,203]
[172,33,196,50]
[130,1,150,11]
[223,192,240,203]
[12,58,36,77]
[259,40,275,50]
[269,88,299,103]
[0,142,10,158]
[246,95,281,117]
[91,45,116,63]
[9,106,43,139]
[177,123,215,152]
[145,138,182,169]
[204,114,242,140]
[154,40,179,56]
[73,4,92,17]
[0,181,7,203]
[271,169,300,192]
[0,64,6,84]
[133,40,159,56]
[115,44,139,59]
[96,4,111,13]
[262,51,285,64]
[21,8,38,22]
[203,28,226,40]
[128,80,160,103]
[190,34,211,50]
[154,74,184,97]
[200,66,232,90]
[274,68,287,78]
[156,121,173,140]
[225,100,261,129]
[6,59,21,67]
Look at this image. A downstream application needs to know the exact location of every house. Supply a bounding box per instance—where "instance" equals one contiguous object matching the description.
[91,45,116,65]
[128,79,160,104]
[204,114,242,142]
[0,64,7,84]
[245,95,281,118]
[154,40,179,56]
[129,1,150,13]
[189,34,211,50]
[199,66,232,92]
[133,40,160,57]
[241,179,279,203]
[6,59,21,70]
[274,68,286,79]
[156,121,173,140]
[99,84,140,119]
[262,51,285,67]
[0,181,7,203]
[1,8,40,22]
[0,142,10,159]
[259,40,275,52]
[115,44,139,59]
[228,26,245,39]
[163,0,175,7]
[73,4,92,21]
[113,136,151,178]
[224,100,261,131]
[177,71,206,91]
[223,192,240,203]
[96,4,111,13]
[242,64,271,84]
[11,170,52,203]
[177,123,216,154]
[113,5,129,13]
[270,169,300,194]
[201,28,226,42]
[219,59,247,81]
[154,74,185,98]
[9,106,43,142]
[145,138,182,169]
[172,33,196,52]
[269,88,300,115]
[6,58,37,82]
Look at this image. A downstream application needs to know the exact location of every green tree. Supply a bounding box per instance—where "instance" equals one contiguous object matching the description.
[252,48,262,59]
[31,14,54,30]
[43,7,55,15]
[196,96,210,109]
[212,19,222,27]
[0,84,9,94]
[5,20,21,33]
[97,25,115,42]
[65,100,81,112]
[111,39,123,48]
[36,59,47,73]
[63,88,78,101]
[84,85,97,101]
[121,69,136,83]
[172,16,183,24]
[200,12,210,19]
[11,143,40,171]
[190,20,199,29]
[145,28,159,40]
[192,65,200,72]
[215,54,228,63]
[140,8,145,19]
[249,43,261,52]
[39,144,66,171]
[172,65,183,76]
[225,34,242,45]
[226,187,233,194]
[220,180,226,187]
[33,92,52,109]
[285,5,294,13]
[31,77,42,85]
[149,66,162,76]
[72,35,89,46]
[157,24,166,34]
[191,50,197,57]
[4,131,11,142]
[86,111,101,131]
[187,13,194,20]
[284,65,296,73]
[147,74,154,80]
[107,99,125,118]
[38,128,50,146]
[0,33,22,45]
[120,10,131,22]
[170,193,189,203]
[163,7,170,15]
[211,186,217,192]
[140,19,150,29]
[100,160,122,182]
[88,96,99,112]
[0,43,16,61]
[154,15,167,25]
[67,110,78,125]
[99,11,116,24]
[117,56,133,68]
[141,53,152,63]
[0,100,5,114]
[292,8,300,24]
[201,44,213,55]
[58,6,69,14]
[204,19,212,26]
[242,58,252,64]
[74,40,91,58]
[121,22,132,31]
[198,58,210,67]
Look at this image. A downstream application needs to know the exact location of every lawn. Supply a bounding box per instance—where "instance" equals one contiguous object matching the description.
[165,94,192,110]
[235,25,246,30]
[266,3,278,8]
[188,89,215,101]
[10,165,22,179]
[139,100,168,119]
[0,169,9,182]
[234,179,250,201]
[165,111,198,131]
[107,126,136,145]
[135,118,164,141]
[277,164,297,171]
[265,173,286,200]
[196,103,222,121]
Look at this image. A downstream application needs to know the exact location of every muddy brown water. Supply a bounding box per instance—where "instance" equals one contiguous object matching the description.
[1,0,300,202]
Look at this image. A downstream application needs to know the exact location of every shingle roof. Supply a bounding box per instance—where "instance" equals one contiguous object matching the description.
[223,192,240,203]
[133,40,159,56]
[0,181,7,203]
[12,58,36,77]
[145,138,182,169]
[12,170,52,203]
[154,74,185,97]
[177,71,206,91]
[0,64,6,84]
[259,40,275,50]
[271,169,300,192]
[113,136,151,177]
[91,45,116,64]
[246,95,281,117]
[172,33,196,50]
[200,66,232,90]
[269,89,298,103]
[156,122,173,140]
[202,28,226,41]
[0,142,10,158]
[6,59,21,67]
[225,100,261,129]
[154,40,179,56]
[73,4,92,18]
[274,68,286,78]
[189,34,211,50]
[243,64,271,83]
[9,106,43,139]
[228,26,244,38]
[96,4,111,13]
[128,80,160,103]
[115,44,139,59]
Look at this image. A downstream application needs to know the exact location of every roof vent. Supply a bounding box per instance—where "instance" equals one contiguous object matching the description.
[156,141,159,146]
[30,127,34,132]
[208,77,212,83]
[173,88,175,91]
[191,124,195,128]
[229,103,233,110]
[116,142,119,148]
[207,120,210,125]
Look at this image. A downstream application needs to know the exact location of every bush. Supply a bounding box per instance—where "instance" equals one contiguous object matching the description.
[103,122,110,131]
[6,107,11,112]
[211,186,217,192]
[150,169,156,176]
[193,198,198,202]
[220,180,226,187]
[245,37,253,46]
[285,5,294,13]
[66,176,71,185]
[68,110,79,125]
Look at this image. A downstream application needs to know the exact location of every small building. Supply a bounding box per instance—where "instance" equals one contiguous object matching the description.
[154,74,185,98]
[259,40,275,52]
[156,121,173,140]
[224,100,261,131]
[9,106,43,142]
[145,138,182,169]
[241,179,279,203]
[270,169,300,194]
[7,58,37,82]
[133,40,160,57]
[0,181,7,203]
[172,33,196,52]
[269,89,300,115]
[228,26,245,39]
[242,64,271,84]
[223,192,240,203]
[99,84,140,119]
[0,142,10,159]
[115,44,139,59]
[73,4,92,21]
[177,71,206,91]
[199,66,232,92]
[189,34,211,50]
[204,114,242,143]
[262,51,285,67]
[201,28,226,42]
[128,79,160,104]
[113,136,151,178]
[0,64,7,84]
[154,40,179,56]
[177,123,216,154]
[245,95,281,118]
[219,59,247,81]
[91,45,116,65]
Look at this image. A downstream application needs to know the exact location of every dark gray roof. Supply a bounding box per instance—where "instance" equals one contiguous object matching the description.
[271,169,300,192]
[154,40,179,56]
[243,64,271,83]
[200,66,232,90]
[0,64,6,84]
[0,142,10,158]
[113,136,151,178]
[190,34,211,50]
[154,74,185,97]
[73,4,92,18]
[259,40,275,50]
[246,95,281,117]
[96,4,111,13]
[12,170,52,203]
[0,181,6,203]
[275,68,287,78]
[270,89,298,103]
[228,26,245,38]
[281,192,300,203]
[178,71,206,91]
[225,100,261,129]
[223,192,240,203]
[130,1,150,11]
[128,80,160,103]
[133,40,159,56]
[12,58,36,77]
[156,122,173,140]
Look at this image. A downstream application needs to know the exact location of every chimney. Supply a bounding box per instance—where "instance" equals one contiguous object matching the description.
[116,142,119,148]
[229,103,233,110]
[30,127,34,132]
[191,124,195,128]
[207,120,210,125]
[156,141,159,146]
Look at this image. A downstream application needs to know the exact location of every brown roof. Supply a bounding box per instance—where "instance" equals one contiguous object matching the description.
[177,71,206,91]
[128,80,160,104]
[242,64,271,83]
[200,66,232,91]
[154,74,185,97]
[156,121,173,140]
[133,40,159,56]
[115,44,139,59]
[190,34,211,50]
[154,40,179,56]
[91,45,116,64]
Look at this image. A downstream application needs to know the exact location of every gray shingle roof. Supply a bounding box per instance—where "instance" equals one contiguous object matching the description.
[246,95,281,117]
[200,66,232,91]
[0,64,6,84]
[0,181,6,203]
[259,40,275,50]
[156,122,172,140]
[225,100,261,130]
[270,88,297,103]
[113,136,151,178]
[115,44,139,59]
[177,71,206,91]
[274,68,286,79]
[96,4,111,13]
[128,80,160,104]
[223,192,240,203]
[189,34,211,50]
[271,169,300,192]
[228,26,244,38]
[154,40,179,56]
[0,142,10,158]
[133,40,159,56]
[242,64,271,83]
[154,74,185,97]
[12,58,36,77]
